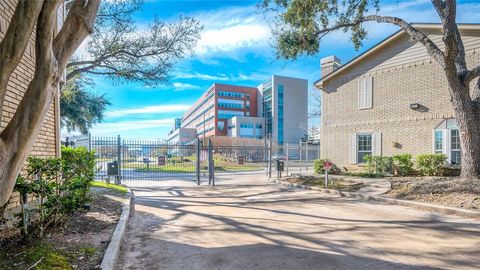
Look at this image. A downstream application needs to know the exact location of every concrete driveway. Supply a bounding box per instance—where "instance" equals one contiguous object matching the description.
[117,180,480,270]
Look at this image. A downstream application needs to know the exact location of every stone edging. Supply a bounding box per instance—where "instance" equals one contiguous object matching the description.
[272,179,480,220]
[100,188,134,270]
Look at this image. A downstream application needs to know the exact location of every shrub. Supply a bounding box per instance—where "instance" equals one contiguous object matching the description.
[13,146,96,238]
[416,154,447,176]
[392,154,414,176]
[313,159,341,174]
[363,155,393,175]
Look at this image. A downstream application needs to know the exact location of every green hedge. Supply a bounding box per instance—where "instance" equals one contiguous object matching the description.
[392,154,414,176]
[363,155,393,174]
[416,154,447,176]
[14,146,96,238]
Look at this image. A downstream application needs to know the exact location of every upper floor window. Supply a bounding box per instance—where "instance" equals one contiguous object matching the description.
[358,76,373,109]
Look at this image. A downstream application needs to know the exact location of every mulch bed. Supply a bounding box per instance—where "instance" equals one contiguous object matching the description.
[286,176,366,192]
[387,177,480,210]
[0,187,125,270]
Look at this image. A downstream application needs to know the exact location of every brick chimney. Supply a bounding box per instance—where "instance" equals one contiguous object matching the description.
[320,56,341,77]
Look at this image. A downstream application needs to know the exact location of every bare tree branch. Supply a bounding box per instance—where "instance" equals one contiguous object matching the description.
[317,15,446,68]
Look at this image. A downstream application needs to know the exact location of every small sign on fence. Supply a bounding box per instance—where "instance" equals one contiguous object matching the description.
[158,156,166,166]
[238,156,244,165]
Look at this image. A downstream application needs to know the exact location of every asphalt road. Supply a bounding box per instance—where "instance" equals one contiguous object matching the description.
[117,180,480,270]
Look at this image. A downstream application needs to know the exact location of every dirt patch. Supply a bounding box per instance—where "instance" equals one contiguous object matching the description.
[0,187,125,270]
[387,177,480,210]
[286,176,366,192]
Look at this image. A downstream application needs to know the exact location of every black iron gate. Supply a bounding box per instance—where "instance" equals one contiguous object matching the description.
[88,136,319,185]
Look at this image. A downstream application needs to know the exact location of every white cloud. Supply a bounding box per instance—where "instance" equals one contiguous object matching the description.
[174,71,269,82]
[175,72,230,81]
[105,104,190,117]
[172,82,202,91]
[191,5,271,56]
[90,119,174,135]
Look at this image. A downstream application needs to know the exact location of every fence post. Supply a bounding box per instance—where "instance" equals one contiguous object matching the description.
[196,138,200,185]
[306,142,309,172]
[208,138,212,186]
[285,142,289,176]
[117,135,121,185]
[88,133,92,152]
[299,141,302,173]
[267,138,272,179]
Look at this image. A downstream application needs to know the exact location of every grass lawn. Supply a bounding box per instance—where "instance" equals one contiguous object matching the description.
[122,160,263,173]
[91,181,128,195]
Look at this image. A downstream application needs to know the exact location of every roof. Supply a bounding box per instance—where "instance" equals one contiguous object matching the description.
[314,23,480,89]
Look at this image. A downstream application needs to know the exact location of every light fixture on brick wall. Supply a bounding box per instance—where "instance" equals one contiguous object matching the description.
[409,103,420,109]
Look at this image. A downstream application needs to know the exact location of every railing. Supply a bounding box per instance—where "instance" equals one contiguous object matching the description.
[88,135,320,185]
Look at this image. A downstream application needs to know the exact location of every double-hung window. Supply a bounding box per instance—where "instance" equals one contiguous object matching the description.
[357,134,373,163]
[358,76,373,109]
[451,129,461,165]
[434,130,444,154]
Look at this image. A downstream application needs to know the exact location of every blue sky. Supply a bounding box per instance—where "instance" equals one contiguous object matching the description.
[78,0,480,139]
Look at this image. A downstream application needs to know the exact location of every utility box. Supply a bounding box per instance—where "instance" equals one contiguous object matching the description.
[107,161,119,176]
[276,160,284,172]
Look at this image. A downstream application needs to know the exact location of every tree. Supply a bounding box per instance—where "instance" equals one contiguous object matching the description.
[61,73,111,134]
[261,0,480,180]
[0,0,101,210]
[61,0,202,134]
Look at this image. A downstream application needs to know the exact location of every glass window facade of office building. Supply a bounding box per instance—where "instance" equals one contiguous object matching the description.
[239,123,263,139]
[262,85,273,137]
[217,110,244,119]
[217,98,244,109]
[218,91,244,98]
[277,85,284,144]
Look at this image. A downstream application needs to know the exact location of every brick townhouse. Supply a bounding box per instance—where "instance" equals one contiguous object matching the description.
[0,0,63,209]
[315,23,480,169]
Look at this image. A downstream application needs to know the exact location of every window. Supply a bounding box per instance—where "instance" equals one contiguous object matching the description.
[278,85,284,144]
[357,134,372,163]
[434,130,443,154]
[217,121,225,131]
[451,129,461,165]
[434,119,462,166]
[358,77,373,109]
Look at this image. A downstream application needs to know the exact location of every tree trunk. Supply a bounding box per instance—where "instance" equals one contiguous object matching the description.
[446,75,480,180]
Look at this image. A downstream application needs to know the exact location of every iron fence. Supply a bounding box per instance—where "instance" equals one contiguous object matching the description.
[88,136,320,185]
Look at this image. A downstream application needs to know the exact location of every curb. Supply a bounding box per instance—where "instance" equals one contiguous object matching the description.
[272,179,480,220]
[100,188,134,270]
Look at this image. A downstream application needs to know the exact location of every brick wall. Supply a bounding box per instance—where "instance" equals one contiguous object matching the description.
[321,46,480,168]
[1,0,60,210]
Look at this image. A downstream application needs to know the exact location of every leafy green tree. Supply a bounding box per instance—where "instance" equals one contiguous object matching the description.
[61,73,110,134]
[261,0,480,180]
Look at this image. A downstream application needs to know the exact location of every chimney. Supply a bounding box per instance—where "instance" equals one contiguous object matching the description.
[320,55,341,77]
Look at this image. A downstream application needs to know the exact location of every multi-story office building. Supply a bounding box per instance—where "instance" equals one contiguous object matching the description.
[258,75,308,144]
[169,76,307,144]
[181,83,258,139]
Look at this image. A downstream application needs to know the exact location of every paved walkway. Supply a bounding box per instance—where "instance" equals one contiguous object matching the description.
[117,180,480,270]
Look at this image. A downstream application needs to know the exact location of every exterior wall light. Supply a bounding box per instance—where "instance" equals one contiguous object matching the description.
[410,103,421,110]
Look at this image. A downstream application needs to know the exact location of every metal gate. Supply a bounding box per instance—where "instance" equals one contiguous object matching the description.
[86,136,319,185]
